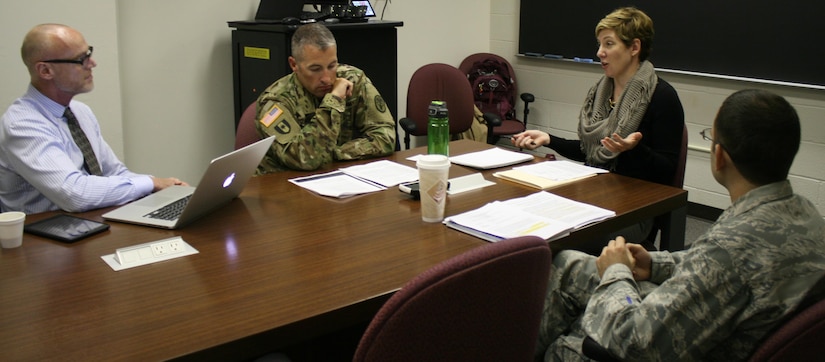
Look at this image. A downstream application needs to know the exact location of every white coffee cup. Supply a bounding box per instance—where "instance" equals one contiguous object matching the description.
[0,211,26,249]
[417,154,451,223]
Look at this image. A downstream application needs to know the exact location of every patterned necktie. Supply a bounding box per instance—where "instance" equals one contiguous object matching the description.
[64,107,103,176]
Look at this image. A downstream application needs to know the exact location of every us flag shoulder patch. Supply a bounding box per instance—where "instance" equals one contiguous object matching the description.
[260,104,283,127]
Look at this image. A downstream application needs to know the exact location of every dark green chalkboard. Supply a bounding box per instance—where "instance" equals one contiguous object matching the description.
[519,1,824,87]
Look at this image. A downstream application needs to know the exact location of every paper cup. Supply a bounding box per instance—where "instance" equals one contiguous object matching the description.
[0,211,26,249]
[417,155,450,223]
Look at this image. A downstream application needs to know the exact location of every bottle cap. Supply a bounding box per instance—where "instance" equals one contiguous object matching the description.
[428,100,448,118]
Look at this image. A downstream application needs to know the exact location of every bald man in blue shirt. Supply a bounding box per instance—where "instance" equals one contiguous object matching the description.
[0,24,186,214]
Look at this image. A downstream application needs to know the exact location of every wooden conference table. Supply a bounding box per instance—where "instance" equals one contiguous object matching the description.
[0,140,687,361]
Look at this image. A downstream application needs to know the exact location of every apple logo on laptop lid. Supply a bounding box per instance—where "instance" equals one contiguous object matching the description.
[223,173,236,188]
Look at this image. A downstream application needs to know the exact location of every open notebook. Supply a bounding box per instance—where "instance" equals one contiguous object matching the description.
[102,136,274,229]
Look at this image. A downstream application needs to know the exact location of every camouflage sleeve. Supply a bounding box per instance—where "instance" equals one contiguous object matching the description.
[581,241,748,361]
[648,250,677,284]
[256,92,346,172]
[334,76,396,160]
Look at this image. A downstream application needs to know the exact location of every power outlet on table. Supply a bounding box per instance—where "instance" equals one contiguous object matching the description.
[151,242,167,256]
[110,237,196,270]
[168,239,183,253]
[151,239,185,257]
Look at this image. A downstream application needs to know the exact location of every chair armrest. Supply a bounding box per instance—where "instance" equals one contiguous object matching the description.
[399,117,417,133]
[482,112,502,127]
[582,336,621,362]
[519,93,535,127]
[520,92,535,104]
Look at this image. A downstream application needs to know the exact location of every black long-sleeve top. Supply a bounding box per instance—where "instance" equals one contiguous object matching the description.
[548,78,685,186]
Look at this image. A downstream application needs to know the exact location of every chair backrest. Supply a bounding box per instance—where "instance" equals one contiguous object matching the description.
[584,291,825,362]
[749,298,825,361]
[458,52,517,90]
[353,236,552,362]
[404,63,476,137]
[234,101,260,150]
[458,52,519,120]
[672,124,688,188]
[643,124,689,250]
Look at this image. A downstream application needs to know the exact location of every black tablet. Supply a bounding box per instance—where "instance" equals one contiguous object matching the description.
[24,214,110,243]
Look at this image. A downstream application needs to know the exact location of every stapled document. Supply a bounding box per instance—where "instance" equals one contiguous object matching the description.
[443,191,616,242]
[493,160,608,190]
[448,147,534,169]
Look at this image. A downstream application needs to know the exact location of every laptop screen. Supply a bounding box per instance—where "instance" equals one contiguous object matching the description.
[350,0,376,17]
[255,0,305,20]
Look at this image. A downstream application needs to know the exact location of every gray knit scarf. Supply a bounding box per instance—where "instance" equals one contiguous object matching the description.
[578,60,657,170]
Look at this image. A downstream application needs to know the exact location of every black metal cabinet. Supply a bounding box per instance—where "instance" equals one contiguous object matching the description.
[228,20,403,131]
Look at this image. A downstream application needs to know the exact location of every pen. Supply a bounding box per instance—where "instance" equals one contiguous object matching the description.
[292,171,346,183]
[510,136,537,146]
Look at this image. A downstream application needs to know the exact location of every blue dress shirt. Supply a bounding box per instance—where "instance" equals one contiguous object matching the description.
[0,85,153,213]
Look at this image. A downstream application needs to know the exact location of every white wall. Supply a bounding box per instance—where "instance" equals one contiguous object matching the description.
[114,0,258,182]
[493,0,825,216]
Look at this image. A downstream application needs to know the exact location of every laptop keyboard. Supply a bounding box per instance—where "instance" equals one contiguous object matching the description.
[144,195,192,221]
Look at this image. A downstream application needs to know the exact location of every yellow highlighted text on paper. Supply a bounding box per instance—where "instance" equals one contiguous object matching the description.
[519,221,550,235]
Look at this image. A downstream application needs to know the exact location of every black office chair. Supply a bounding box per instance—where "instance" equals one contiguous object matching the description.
[643,124,688,250]
[398,63,476,149]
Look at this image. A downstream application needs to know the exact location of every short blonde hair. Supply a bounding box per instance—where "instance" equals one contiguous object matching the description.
[595,7,654,61]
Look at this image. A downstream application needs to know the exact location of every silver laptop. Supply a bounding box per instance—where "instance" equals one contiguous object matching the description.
[102,136,275,229]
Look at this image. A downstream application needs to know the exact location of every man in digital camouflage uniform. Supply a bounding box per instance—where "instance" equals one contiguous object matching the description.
[535,89,825,361]
[255,23,395,173]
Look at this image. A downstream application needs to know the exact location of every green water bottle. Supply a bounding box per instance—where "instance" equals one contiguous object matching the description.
[427,100,449,156]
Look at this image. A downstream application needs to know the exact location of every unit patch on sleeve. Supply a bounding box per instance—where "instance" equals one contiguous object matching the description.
[374,95,387,113]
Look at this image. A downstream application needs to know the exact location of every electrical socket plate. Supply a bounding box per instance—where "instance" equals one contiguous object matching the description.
[101,237,198,271]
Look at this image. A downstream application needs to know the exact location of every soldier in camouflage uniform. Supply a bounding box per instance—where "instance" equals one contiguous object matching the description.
[535,89,825,361]
[255,23,395,173]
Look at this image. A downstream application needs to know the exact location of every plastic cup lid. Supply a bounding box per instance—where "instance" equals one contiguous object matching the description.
[417,154,450,168]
